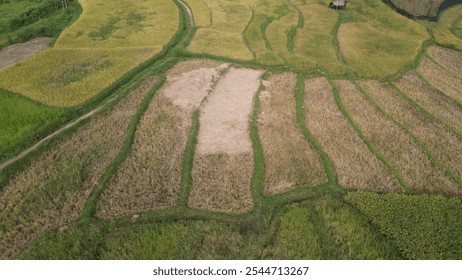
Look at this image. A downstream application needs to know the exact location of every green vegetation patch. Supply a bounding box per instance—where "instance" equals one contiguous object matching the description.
[346,192,462,259]
[0,0,81,48]
[0,90,68,161]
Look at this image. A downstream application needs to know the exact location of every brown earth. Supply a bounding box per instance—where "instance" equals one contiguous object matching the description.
[258,73,327,195]
[427,46,462,77]
[304,77,398,192]
[337,80,459,196]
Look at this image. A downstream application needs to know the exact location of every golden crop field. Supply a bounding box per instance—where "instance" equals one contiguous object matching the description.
[0,0,178,107]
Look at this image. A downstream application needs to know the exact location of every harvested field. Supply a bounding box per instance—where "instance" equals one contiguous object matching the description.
[258,73,326,195]
[396,72,462,135]
[304,78,398,191]
[0,76,156,259]
[98,62,224,218]
[189,68,263,213]
[336,80,459,196]
[427,46,462,77]
[417,57,462,104]
[189,154,254,213]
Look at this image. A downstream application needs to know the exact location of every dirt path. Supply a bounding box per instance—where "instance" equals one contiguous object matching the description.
[178,0,195,27]
[0,37,52,70]
[0,86,127,172]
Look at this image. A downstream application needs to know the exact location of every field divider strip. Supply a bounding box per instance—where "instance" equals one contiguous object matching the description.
[414,70,462,110]
[249,82,266,210]
[80,77,166,223]
[331,80,410,193]
[177,110,200,208]
[243,8,257,59]
[294,75,337,185]
[424,53,462,82]
[391,82,462,139]
[355,81,462,189]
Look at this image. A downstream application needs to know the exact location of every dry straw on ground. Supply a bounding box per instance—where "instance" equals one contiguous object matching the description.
[337,80,460,196]
[417,57,462,104]
[258,73,326,195]
[189,68,263,213]
[427,46,462,77]
[0,77,156,259]
[98,61,225,218]
[396,72,462,134]
[304,78,397,191]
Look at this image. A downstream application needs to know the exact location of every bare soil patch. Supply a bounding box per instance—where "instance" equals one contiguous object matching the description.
[258,73,327,195]
[396,72,462,134]
[427,46,462,77]
[189,68,263,212]
[0,77,156,259]
[304,78,398,191]
[418,57,462,104]
[0,37,52,70]
[196,68,263,154]
[337,80,459,196]
[97,61,225,218]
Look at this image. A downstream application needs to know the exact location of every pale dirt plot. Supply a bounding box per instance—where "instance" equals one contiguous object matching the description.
[196,68,263,155]
[337,80,460,196]
[418,57,462,104]
[258,73,327,195]
[427,46,462,77]
[0,77,156,259]
[97,61,225,218]
[396,72,462,134]
[189,68,263,213]
[0,37,51,70]
[304,77,398,192]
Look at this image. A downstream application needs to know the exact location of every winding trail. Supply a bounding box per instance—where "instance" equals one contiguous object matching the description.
[0,0,195,172]
[179,0,195,27]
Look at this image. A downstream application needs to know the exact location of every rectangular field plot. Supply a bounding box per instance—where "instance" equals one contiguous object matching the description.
[304,78,399,192]
[97,60,224,219]
[417,57,462,104]
[336,80,460,196]
[396,72,462,135]
[427,46,462,77]
[188,68,263,213]
[0,76,154,259]
[258,73,326,195]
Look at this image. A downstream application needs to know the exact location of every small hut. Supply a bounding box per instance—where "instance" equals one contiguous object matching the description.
[329,0,346,9]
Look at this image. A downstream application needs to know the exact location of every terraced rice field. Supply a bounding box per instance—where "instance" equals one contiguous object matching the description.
[0,0,179,107]
[1,0,462,260]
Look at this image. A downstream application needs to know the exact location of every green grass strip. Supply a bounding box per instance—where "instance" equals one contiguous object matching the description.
[177,110,200,208]
[287,26,296,53]
[249,84,266,208]
[294,75,337,185]
[260,16,274,51]
[330,80,411,193]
